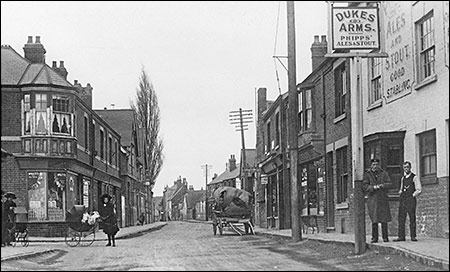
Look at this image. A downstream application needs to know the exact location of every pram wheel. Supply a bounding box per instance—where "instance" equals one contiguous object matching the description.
[65,229,81,247]
[14,229,29,247]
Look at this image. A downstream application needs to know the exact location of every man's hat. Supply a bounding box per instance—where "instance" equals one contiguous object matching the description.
[100,193,112,201]
[5,192,17,199]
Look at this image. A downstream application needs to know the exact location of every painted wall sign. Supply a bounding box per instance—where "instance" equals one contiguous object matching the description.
[382,1,414,103]
[332,7,380,50]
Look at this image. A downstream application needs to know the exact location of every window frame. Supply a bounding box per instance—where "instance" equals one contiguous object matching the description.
[334,63,347,118]
[418,129,437,184]
[416,11,435,83]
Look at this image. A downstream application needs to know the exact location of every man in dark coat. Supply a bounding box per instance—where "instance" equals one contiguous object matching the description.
[3,192,17,246]
[363,159,392,243]
[99,193,119,247]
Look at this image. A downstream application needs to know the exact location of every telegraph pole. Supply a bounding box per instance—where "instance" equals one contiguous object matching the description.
[201,164,212,221]
[229,108,253,192]
[287,0,302,241]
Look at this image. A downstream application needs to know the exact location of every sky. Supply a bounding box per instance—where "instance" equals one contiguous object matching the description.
[1,1,328,196]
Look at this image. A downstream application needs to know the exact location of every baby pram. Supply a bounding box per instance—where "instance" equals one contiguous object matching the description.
[6,207,29,247]
[65,205,99,247]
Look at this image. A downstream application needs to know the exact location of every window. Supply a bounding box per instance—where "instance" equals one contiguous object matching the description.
[35,94,48,134]
[100,129,105,160]
[417,12,435,82]
[24,94,31,134]
[108,136,113,164]
[334,64,347,117]
[27,171,66,222]
[35,139,47,154]
[300,163,318,215]
[369,58,382,105]
[84,116,89,149]
[364,131,405,194]
[115,140,118,166]
[419,129,436,183]
[298,92,304,130]
[275,112,280,147]
[266,122,271,151]
[24,139,31,153]
[52,95,71,134]
[298,88,313,131]
[336,147,348,204]
[305,89,312,130]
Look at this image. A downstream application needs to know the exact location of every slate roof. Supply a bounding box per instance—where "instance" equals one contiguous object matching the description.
[170,184,187,205]
[94,109,135,146]
[208,163,240,185]
[1,45,71,87]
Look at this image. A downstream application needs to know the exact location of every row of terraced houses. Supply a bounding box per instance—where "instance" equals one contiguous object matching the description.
[1,36,156,236]
[206,1,449,239]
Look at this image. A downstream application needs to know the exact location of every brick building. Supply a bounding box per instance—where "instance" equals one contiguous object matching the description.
[359,1,449,238]
[254,1,449,239]
[1,36,122,236]
[95,109,153,227]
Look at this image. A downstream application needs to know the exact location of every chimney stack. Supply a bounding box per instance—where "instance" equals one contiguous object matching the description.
[76,80,93,109]
[23,36,46,64]
[53,60,68,80]
[228,154,237,172]
[310,34,328,71]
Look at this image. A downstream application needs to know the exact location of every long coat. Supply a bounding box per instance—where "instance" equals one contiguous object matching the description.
[363,168,392,223]
[99,202,119,235]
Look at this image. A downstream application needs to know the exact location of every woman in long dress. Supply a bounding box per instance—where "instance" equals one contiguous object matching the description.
[99,194,119,247]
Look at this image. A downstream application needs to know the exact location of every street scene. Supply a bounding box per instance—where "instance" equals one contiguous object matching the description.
[1,1,449,271]
[0,221,445,271]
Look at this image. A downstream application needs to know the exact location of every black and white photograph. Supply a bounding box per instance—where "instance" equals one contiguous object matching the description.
[1,1,449,271]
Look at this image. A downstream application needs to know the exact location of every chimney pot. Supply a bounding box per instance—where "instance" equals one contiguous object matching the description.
[52,61,57,68]
[74,79,78,85]
[59,60,65,68]
[35,36,41,43]
[27,36,33,43]
[321,35,327,43]
[104,107,107,110]
[314,35,320,44]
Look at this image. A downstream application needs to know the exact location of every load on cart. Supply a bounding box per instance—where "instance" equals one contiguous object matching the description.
[211,186,255,236]
[65,205,100,247]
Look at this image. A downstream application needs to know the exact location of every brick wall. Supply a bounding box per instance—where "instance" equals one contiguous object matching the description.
[1,90,22,136]
[27,222,68,237]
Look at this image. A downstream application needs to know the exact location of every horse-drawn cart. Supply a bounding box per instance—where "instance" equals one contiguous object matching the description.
[211,186,255,236]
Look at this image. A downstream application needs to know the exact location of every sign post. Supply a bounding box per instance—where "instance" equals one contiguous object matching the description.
[325,1,387,255]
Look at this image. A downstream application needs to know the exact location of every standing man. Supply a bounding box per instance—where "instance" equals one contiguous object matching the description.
[394,161,422,242]
[363,158,392,243]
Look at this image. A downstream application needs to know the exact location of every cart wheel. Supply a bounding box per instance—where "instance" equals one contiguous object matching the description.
[79,230,95,247]
[65,230,81,247]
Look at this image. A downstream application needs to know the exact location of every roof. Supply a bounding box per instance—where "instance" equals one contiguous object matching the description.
[1,45,71,87]
[170,185,187,205]
[185,190,205,209]
[208,163,240,185]
[94,109,136,146]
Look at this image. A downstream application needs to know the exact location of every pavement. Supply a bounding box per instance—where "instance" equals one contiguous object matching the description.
[1,220,448,271]
[1,221,167,262]
[253,226,449,271]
